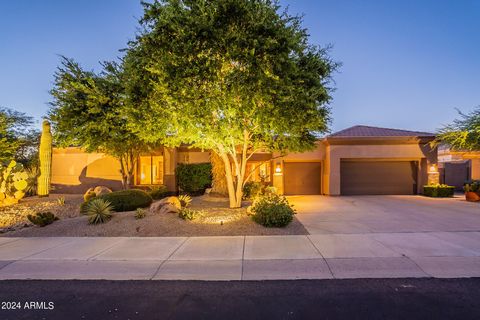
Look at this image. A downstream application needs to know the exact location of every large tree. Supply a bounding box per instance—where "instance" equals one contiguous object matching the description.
[0,107,36,165]
[436,106,480,151]
[49,57,153,189]
[125,0,338,207]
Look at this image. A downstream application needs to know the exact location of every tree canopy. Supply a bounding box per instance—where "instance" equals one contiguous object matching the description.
[0,107,37,165]
[124,0,338,207]
[48,57,153,188]
[436,106,480,151]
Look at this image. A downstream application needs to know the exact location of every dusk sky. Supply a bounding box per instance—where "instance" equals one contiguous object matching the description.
[0,0,479,133]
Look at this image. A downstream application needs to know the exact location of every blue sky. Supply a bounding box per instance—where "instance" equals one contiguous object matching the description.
[0,0,479,133]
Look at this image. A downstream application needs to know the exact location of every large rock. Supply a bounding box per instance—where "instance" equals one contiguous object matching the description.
[94,186,112,196]
[150,196,182,214]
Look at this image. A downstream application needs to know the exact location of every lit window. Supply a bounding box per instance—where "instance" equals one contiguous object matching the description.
[137,155,164,185]
[246,162,271,182]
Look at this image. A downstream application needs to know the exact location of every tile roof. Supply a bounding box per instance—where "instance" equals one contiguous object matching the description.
[328,125,435,138]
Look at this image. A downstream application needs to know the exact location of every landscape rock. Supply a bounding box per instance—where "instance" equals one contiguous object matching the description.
[150,196,181,214]
[93,186,112,196]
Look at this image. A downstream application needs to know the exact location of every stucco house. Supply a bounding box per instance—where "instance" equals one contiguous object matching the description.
[438,145,480,190]
[51,125,438,196]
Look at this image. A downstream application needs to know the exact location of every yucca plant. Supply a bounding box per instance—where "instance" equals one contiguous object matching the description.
[86,198,113,225]
[56,196,65,206]
[178,194,192,208]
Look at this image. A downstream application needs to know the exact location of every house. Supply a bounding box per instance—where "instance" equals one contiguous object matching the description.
[51,125,438,196]
[438,145,480,190]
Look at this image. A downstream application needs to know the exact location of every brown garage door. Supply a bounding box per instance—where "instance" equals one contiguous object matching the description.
[284,162,321,195]
[340,160,417,195]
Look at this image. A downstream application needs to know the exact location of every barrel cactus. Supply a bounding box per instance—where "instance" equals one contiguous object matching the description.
[0,160,30,206]
[37,120,52,197]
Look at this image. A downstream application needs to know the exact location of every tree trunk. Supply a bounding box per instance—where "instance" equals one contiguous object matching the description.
[119,156,128,190]
[210,151,228,196]
[219,152,240,208]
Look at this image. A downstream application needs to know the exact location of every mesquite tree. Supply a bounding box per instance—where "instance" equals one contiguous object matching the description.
[125,0,338,207]
[49,57,152,189]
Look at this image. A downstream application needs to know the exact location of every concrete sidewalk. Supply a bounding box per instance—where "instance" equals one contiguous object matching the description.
[0,233,479,280]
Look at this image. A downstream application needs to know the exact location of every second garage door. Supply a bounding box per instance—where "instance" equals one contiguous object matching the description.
[284,162,321,195]
[340,160,418,195]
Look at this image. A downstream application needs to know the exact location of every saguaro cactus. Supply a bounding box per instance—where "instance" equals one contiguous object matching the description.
[37,120,52,197]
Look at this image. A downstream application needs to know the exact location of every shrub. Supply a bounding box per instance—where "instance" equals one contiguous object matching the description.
[264,186,277,195]
[148,185,169,200]
[135,208,147,220]
[423,184,455,198]
[86,198,113,224]
[178,194,192,208]
[464,180,480,193]
[178,208,203,220]
[27,211,59,227]
[242,181,263,199]
[251,194,295,227]
[81,189,152,213]
[176,163,212,195]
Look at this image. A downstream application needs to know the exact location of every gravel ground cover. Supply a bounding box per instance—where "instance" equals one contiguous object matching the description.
[1,194,308,237]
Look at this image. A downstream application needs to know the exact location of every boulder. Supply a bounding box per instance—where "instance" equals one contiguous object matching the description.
[83,188,96,202]
[150,196,182,214]
[93,186,112,196]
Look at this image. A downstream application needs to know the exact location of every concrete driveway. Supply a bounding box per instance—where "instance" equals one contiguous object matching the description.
[289,195,480,234]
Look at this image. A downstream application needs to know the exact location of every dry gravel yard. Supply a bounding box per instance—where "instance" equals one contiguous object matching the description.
[1,194,308,237]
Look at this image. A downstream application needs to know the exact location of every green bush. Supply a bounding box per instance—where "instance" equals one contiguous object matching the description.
[176,163,212,195]
[135,208,147,220]
[27,212,59,227]
[243,181,263,199]
[178,208,203,220]
[251,194,295,227]
[148,185,169,200]
[464,180,480,193]
[86,198,113,224]
[423,184,455,198]
[81,189,152,213]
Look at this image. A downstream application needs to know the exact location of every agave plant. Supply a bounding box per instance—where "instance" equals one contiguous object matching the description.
[178,194,192,208]
[86,198,113,224]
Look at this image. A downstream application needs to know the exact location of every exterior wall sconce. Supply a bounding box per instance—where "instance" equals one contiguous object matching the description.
[428,164,438,173]
[275,162,282,174]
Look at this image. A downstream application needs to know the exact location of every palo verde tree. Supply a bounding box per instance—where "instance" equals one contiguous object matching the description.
[49,57,153,189]
[436,106,480,151]
[126,0,338,207]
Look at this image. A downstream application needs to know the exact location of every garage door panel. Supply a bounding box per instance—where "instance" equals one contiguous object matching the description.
[284,162,321,195]
[341,161,417,195]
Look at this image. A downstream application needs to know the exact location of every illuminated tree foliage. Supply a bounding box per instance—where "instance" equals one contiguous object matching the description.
[125,0,338,207]
[436,106,480,151]
[48,57,153,189]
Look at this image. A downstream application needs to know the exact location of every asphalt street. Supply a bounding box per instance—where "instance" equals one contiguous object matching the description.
[0,278,479,320]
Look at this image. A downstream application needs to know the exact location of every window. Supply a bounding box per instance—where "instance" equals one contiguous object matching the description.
[245,161,271,182]
[137,155,164,185]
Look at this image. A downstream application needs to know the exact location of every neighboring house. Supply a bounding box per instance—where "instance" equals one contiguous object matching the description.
[51,125,438,196]
[438,145,480,190]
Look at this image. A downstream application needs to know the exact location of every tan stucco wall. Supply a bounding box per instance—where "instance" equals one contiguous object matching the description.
[52,148,123,193]
[178,151,211,164]
[326,143,437,195]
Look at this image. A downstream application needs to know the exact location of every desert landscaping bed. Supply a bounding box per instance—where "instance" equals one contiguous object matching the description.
[0,194,308,237]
